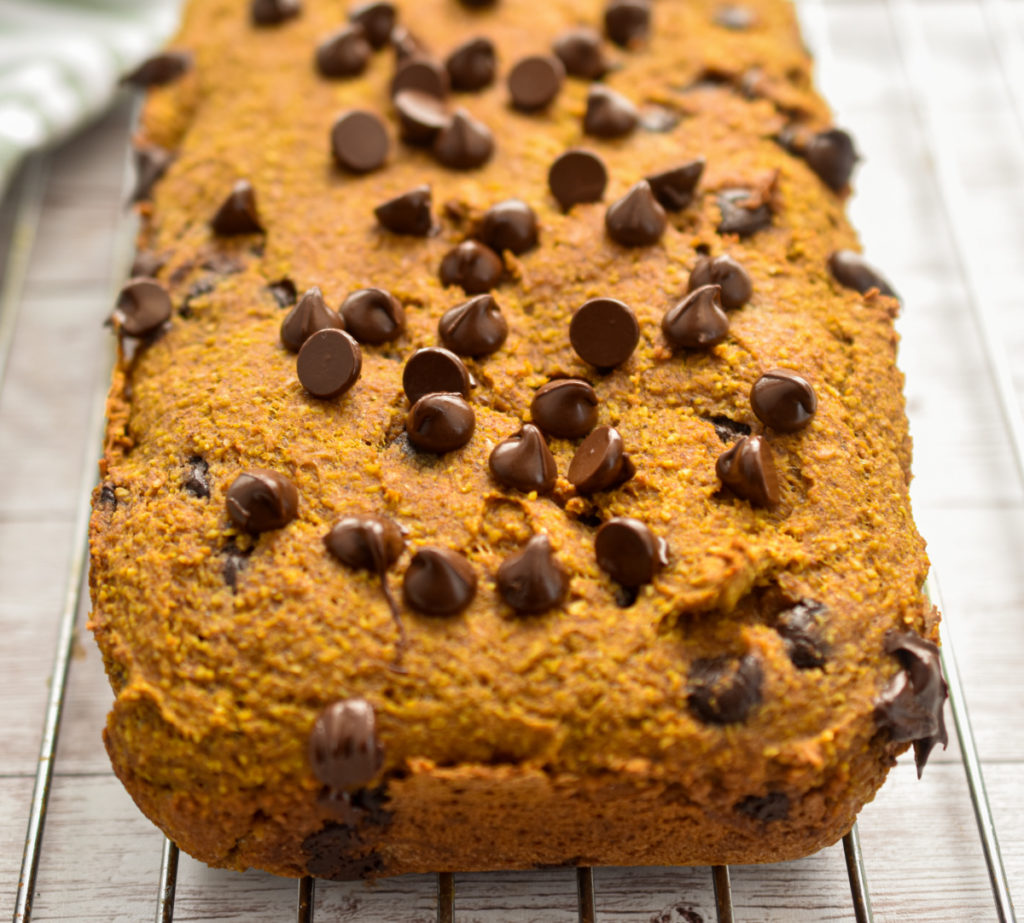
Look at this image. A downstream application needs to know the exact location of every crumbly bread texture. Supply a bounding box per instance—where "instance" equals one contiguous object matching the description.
[90,0,941,879]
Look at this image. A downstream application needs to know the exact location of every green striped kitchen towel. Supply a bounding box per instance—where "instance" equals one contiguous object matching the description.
[0,0,183,192]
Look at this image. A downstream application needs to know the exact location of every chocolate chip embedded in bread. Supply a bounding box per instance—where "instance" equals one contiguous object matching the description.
[478,199,539,255]
[210,180,264,235]
[735,791,790,822]
[568,425,635,494]
[828,250,897,298]
[402,347,472,403]
[446,36,496,92]
[530,379,599,439]
[113,278,172,338]
[507,55,565,112]
[391,57,450,100]
[122,51,193,86]
[548,149,608,210]
[750,369,817,432]
[776,598,829,669]
[251,0,301,25]
[281,286,345,352]
[553,27,609,80]
[662,285,729,351]
[688,254,752,310]
[570,297,640,368]
[433,109,495,169]
[402,547,477,615]
[594,517,668,586]
[715,434,780,508]
[604,0,651,47]
[325,514,405,573]
[717,188,771,236]
[439,240,503,293]
[497,534,570,614]
[688,654,763,724]
[405,393,475,452]
[341,288,406,344]
[605,180,667,247]
[131,145,173,203]
[268,278,298,308]
[316,25,372,78]
[645,159,705,212]
[583,85,639,138]
[226,469,299,533]
[375,184,434,236]
[804,128,858,192]
[489,424,558,493]
[438,294,508,357]
[331,110,390,173]
[309,699,384,791]
[297,329,363,399]
[183,456,211,499]
[302,823,385,880]
[349,1,395,48]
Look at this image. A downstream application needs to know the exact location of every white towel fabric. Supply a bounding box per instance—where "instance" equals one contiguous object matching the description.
[0,0,182,192]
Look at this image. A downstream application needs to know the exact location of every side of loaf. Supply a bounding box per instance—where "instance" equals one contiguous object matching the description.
[89,0,947,879]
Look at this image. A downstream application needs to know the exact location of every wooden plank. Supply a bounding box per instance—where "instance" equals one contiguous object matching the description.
[0,776,36,916]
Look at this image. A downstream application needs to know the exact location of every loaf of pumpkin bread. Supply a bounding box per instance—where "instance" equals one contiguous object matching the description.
[89,0,947,879]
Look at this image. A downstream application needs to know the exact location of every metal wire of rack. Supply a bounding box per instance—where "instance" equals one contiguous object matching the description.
[7,0,1023,920]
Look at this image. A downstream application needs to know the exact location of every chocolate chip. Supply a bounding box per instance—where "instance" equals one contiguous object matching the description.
[403,547,477,614]
[605,180,667,247]
[568,424,635,493]
[688,654,763,724]
[662,285,729,350]
[183,456,211,499]
[113,278,172,337]
[828,250,897,298]
[717,188,771,236]
[325,514,405,572]
[433,109,494,169]
[226,469,299,533]
[98,485,118,510]
[570,297,640,368]
[122,51,192,86]
[297,329,363,399]
[438,294,508,357]
[268,278,298,307]
[391,57,450,100]
[876,631,949,776]
[439,240,503,293]
[705,415,751,444]
[715,434,780,507]
[178,277,215,319]
[594,517,668,586]
[507,55,565,112]
[402,347,472,403]
[349,1,395,48]
[583,85,639,138]
[548,150,608,210]
[393,90,449,146]
[251,0,301,24]
[341,288,405,344]
[735,792,789,823]
[804,128,858,192]
[750,369,817,432]
[281,286,344,352]
[302,823,384,880]
[331,110,389,173]
[604,0,651,47]
[309,699,383,792]
[776,598,829,669]
[390,24,424,62]
[688,254,752,310]
[445,37,496,92]
[489,424,557,493]
[714,4,756,29]
[211,179,264,235]
[531,380,598,440]
[131,145,173,203]
[222,540,253,590]
[646,159,705,211]
[552,28,609,80]
[478,199,538,255]
[375,184,433,235]
[130,251,166,279]
[639,105,681,133]
[316,25,372,78]
[405,393,475,452]
[497,534,570,614]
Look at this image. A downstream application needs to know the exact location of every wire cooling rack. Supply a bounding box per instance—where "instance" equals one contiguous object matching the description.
[7,0,1024,920]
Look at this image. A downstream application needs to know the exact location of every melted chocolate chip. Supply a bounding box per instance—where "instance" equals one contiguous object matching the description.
[268,278,298,308]
[183,456,211,499]
[402,347,472,403]
[584,85,639,138]
[605,180,667,247]
[210,180,264,236]
[251,0,301,25]
[717,188,771,236]
[438,294,508,357]
[568,425,635,493]
[570,297,640,368]
[828,250,897,298]
[688,654,763,724]
[688,254,752,310]
[530,379,599,439]
[406,393,475,452]
[876,630,949,776]
[433,109,494,169]
[309,699,383,791]
[297,329,363,399]
[594,517,668,586]
[375,184,433,236]
[750,369,817,432]
[222,540,253,590]
[489,424,557,493]
[553,27,609,80]
[508,55,565,112]
[130,251,166,279]
[316,25,372,78]
[331,110,390,173]
[178,277,215,319]
[394,90,449,146]
[646,159,705,211]
[98,485,118,510]
[403,547,477,615]
[131,145,173,203]
[497,534,570,614]
[341,288,405,344]
[735,792,790,822]
[122,51,192,87]
[548,149,608,211]
[662,284,729,350]
[439,240,503,293]
[715,434,780,508]
[446,36,496,92]
[776,598,829,669]
[714,4,756,29]
[281,286,344,352]
[113,278,172,337]
[391,57,450,100]
[226,469,299,532]
[478,199,539,255]
[604,0,651,47]
[705,415,752,443]
[302,824,384,880]
[325,514,405,572]
[349,1,395,48]
[804,128,858,192]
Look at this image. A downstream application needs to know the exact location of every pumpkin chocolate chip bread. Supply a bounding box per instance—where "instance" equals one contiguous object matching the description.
[90,0,947,879]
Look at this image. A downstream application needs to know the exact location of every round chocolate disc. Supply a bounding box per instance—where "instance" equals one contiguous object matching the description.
[296,328,362,398]
[569,297,640,368]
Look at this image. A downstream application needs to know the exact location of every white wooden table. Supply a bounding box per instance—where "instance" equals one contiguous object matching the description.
[2,1,1023,920]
